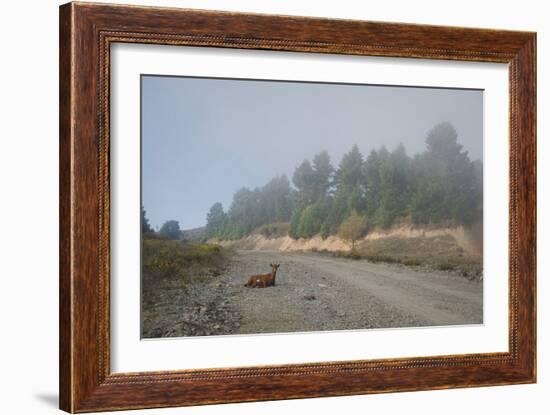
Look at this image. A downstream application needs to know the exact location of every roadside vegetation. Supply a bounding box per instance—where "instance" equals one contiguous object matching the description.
[141,213,229,309]
[142,238,228,285]
[314,233,482,280]
[140,217,232,338]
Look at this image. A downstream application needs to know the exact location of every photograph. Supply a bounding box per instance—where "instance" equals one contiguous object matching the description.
[140,75,484,339]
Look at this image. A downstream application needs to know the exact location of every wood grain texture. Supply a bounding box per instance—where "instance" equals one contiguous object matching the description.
[59,3,73,411]
[59,2,537,412]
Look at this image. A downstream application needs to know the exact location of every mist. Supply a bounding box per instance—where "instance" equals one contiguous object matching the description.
[141,75,482,230]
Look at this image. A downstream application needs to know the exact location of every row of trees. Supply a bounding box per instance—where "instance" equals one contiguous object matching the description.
[205,175,293,240]
[143,122,483,243]
[205,122,482,241]
[142,207,183,240]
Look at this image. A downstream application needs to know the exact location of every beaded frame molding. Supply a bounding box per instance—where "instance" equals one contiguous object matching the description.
[59,2,536,412]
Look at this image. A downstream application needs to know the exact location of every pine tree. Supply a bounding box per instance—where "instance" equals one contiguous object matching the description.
[311,150,334,201]
[376,143,412,227]
[205,202,226,238]
[410,122,479,225]
[292,160,316,205]
[159,220,181,240]
[141,206,153,234]
[327,145,365,232]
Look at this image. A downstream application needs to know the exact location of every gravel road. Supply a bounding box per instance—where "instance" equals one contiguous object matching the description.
[143,250,483,338]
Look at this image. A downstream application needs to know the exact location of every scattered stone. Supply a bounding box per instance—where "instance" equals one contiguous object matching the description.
[142,250,481,339]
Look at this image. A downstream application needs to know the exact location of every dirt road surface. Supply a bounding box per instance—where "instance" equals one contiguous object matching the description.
[142,250,483,338]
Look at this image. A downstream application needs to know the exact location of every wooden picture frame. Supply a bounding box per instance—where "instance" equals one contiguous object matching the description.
[59,2,536,412]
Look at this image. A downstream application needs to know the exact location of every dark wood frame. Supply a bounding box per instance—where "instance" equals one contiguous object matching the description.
[59,2,536,412]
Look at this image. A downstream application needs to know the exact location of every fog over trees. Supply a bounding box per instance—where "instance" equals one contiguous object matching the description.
[145,122,482,242]
[202,122,483,240]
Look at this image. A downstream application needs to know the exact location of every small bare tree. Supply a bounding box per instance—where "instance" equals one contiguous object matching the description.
[338,209,366,251]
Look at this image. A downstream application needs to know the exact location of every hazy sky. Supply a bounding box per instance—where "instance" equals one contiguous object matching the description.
[142,75,483,230]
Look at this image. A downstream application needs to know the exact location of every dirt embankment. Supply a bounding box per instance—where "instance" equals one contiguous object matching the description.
[213,224,482,257]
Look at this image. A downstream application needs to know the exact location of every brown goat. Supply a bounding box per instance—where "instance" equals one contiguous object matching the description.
[244,263,280,288]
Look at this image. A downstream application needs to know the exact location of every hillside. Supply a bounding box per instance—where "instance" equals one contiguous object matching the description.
[181,226,206,241]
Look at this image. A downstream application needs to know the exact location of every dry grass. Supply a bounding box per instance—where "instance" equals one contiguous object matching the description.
[313,234,482,279]
[142,239,229,289]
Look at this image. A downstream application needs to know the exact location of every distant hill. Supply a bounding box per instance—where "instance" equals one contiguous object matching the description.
[181,226,207,242]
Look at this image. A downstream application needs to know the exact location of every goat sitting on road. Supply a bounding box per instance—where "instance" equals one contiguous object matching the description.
[244,263,280,288]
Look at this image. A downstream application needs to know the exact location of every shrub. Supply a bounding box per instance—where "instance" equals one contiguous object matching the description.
[142,240,226,284]
[435,260,456,271]
[338,209,366,250]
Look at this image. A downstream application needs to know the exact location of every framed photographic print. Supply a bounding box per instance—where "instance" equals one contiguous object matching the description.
[59,2,536,412]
